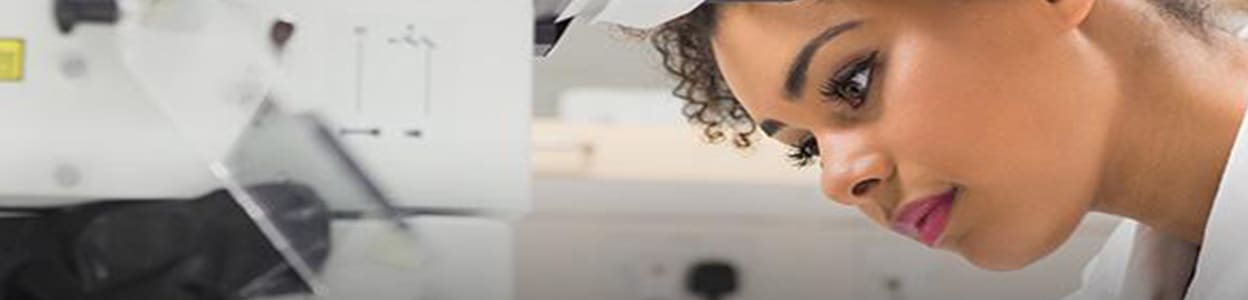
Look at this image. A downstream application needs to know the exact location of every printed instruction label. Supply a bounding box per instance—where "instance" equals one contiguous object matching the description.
[0,39,24,81]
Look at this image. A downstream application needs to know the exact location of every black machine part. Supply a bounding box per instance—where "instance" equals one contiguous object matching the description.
[54,0,120,34]
[0,183,331,300]
[686,259,740,300]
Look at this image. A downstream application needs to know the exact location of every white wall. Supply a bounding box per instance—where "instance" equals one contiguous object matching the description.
[534,22,671,117]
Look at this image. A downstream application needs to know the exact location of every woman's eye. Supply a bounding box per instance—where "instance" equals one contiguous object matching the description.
[819,52,878,109]
[786,137,820,168]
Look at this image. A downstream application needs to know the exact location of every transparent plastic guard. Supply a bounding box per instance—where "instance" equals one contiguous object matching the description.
[210,104,426,299]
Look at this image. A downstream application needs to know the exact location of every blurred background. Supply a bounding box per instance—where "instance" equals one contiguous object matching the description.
[519,20,1123,300]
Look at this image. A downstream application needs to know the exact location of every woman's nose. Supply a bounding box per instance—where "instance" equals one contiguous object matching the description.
[819,141,894,206]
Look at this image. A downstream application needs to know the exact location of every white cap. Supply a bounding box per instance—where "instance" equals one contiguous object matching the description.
[559,0,707,29]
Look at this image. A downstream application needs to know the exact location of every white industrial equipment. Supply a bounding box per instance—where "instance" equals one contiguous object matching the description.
[0,0,785,299]
[2,1,531,298]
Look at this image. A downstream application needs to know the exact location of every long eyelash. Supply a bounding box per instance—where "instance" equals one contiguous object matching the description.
[817,77,850,100]
[818,52,877,106]
[786,138,819,168]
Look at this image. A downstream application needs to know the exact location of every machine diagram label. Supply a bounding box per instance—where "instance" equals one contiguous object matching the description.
[0,38,23,81]
[348,22,438,128]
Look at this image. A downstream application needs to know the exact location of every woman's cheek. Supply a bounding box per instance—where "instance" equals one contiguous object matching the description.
[875,55,1003,181]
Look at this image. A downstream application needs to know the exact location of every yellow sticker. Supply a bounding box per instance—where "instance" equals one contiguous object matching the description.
[0,39,24,81]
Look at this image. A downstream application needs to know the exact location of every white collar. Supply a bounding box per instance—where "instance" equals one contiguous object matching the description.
[1184,104,1248,299]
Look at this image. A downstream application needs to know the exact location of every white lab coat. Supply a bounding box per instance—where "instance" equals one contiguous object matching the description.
[1064,108,1248,299]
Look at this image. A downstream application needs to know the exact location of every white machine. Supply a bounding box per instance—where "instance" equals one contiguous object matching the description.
[0,0,782,299]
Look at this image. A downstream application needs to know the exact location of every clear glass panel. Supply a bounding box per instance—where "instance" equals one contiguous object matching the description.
[211,103,424,299]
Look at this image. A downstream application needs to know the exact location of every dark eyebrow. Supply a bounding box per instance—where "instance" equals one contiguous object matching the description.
[783,21,863,101]
[759,119,786,137]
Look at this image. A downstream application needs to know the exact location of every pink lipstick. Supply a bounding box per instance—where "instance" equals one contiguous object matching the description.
[890,188,957,247]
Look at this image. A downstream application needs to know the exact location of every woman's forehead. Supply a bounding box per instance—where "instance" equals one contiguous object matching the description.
[715,0,849,29]
[710,3,861,107]
[709,0,994,101]
[712,0,962,31]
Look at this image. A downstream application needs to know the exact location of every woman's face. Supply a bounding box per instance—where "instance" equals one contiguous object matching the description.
[712,0,1120,270]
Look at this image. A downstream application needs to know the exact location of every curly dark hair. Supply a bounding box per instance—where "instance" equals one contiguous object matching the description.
[648,0,1214,149]
[648,5,756,148]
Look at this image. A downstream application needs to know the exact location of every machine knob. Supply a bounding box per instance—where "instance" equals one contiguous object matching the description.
[55,0,120,34]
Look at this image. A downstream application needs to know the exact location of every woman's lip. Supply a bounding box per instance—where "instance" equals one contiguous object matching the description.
[890,188,958,247]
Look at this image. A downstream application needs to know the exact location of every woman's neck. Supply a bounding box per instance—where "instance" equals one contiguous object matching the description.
[1090,1,1248,245]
